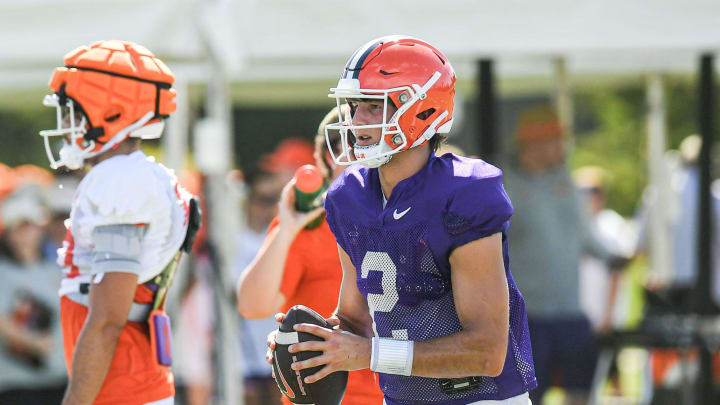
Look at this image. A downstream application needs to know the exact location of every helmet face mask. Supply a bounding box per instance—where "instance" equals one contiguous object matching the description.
[325,36,456,168]
[326,84,406,168]
[39,93,156,170]
[40,94,95,170]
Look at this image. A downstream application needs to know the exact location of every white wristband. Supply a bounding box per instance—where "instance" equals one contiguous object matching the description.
[370,337,414,376]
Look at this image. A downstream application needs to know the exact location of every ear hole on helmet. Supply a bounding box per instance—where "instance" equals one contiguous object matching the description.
[416,108,436,120]
[104,107,123,123]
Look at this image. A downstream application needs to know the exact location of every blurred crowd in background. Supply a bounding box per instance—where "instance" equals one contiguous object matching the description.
[0,102,718,405]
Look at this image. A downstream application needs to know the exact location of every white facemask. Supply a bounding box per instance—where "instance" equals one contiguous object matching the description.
[325,72,445,169]
[39,94,155,170]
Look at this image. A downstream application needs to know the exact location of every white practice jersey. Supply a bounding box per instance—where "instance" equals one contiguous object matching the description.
[57,150,191,296]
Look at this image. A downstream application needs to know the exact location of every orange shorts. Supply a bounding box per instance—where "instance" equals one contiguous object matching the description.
[61,296,175,405]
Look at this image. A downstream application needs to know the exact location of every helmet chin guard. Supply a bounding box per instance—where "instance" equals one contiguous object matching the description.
[352,142,394,168]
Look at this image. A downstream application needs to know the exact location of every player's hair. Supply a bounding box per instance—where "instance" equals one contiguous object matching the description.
[429,133,447,153]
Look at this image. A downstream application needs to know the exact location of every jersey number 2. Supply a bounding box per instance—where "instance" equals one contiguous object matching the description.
[360,251,408,340]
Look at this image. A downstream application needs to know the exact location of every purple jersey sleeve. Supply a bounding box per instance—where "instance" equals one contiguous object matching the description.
[324,187,338,241]
[324,170,351,255]
[442,164,513,252]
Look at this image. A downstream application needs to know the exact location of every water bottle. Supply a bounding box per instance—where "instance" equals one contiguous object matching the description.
[293,165,326,229]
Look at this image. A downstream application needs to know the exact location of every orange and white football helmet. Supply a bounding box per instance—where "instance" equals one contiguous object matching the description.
[39,40,176,170]
[326,35,456,168]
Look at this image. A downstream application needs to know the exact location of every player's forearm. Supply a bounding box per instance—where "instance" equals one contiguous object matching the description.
[237,228,293,318]
[411,327,508,378]
[62,321,124,405]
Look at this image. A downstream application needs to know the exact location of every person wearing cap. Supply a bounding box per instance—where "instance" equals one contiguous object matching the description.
[0,186,67,404]
[574,167,636,334]
[503,105,626,405]
[258,138,316,181]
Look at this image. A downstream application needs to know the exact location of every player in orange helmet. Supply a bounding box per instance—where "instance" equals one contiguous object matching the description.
[268,36,536,405]
[40,40,200,405]
[238,105,384,405]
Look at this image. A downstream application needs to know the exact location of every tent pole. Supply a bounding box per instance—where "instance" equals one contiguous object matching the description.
[694,52,717,404]
[554,57,574,138]
[163,75,189,172]
[477,59,497,163]
[646,73,673,283]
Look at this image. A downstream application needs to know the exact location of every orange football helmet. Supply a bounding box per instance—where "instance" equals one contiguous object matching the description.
[39,40,177,170]
[326,35,456,168]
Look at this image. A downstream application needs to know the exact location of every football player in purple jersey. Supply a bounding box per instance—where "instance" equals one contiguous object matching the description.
[268,36,537,405]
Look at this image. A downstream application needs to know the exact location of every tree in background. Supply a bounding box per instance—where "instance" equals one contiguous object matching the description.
[0,108,54,168]
[571,76,699,217]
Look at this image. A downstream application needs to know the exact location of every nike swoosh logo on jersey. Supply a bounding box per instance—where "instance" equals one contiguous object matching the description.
[393,207,412,220]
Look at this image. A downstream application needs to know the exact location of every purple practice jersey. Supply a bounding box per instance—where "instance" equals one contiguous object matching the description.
[324,153,537,405]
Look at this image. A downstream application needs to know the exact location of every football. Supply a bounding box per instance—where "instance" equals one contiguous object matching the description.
[272,305,348,405]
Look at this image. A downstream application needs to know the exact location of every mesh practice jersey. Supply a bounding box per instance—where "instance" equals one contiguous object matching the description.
[324,153,537,405]
[57,150,191,296]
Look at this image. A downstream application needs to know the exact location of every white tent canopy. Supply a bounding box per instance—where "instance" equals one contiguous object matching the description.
[2,0,720,87]
[242,0,720,78]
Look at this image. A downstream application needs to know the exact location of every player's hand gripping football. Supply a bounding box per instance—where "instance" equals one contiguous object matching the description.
[265,312,371,383]
[288,319,371,383]
[277,180,324,237]
[266,312,341,365]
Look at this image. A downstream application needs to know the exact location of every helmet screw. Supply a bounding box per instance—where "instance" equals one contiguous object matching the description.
[398,93,409,104]
[419,93,427,100]
[392,134,403,145]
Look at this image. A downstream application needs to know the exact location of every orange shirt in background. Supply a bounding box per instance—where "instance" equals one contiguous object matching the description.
[268,217,383,405]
